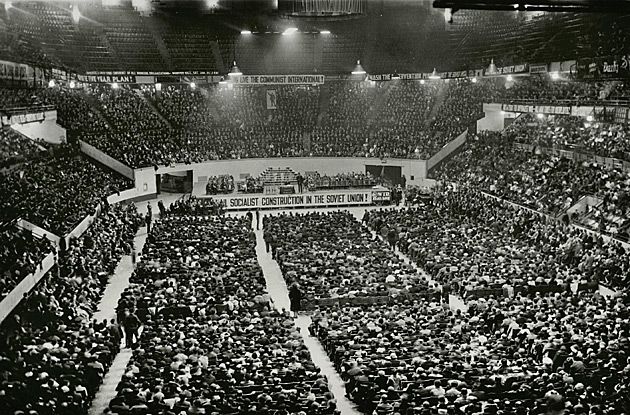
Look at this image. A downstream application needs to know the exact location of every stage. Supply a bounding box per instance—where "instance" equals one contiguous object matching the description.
[193,182,388,210]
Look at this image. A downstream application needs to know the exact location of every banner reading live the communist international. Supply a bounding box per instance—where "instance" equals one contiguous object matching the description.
[230,75,325,85]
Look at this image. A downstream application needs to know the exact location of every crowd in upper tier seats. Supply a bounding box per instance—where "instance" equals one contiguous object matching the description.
[0,127,48,168]
[0,87,43,109]
[507,113,630,162]
[436,126,630,239]
[88,85,169,133]
[0,145,132,235]
[372,187,630,293]
[502,76,604,104]
[109,214,339,415]
[305,172,377,191]
[263,212,431,307]
[0,203,142,415]
[0,226,55,302]
[311,290,629,415]
[39,87,111,133]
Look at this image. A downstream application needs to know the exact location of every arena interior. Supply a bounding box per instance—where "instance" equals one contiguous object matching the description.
[0,0,629,414]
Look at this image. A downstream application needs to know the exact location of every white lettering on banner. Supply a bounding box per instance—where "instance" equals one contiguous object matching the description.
[231,75,325,85]
[501,104,571,115]
[211,191,372,210]
[529,64,548,74]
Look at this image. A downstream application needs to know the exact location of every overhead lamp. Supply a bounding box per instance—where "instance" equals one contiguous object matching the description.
[351,60,366,75]
[487,59,497,75]
[428,68,440,80]
[48,80,55,88]
[392,71,400,80]
[69,80,76,89]
[240,30,252,35]
[320,30,331,35]
[228,61,242,76]
[282,27,298,36]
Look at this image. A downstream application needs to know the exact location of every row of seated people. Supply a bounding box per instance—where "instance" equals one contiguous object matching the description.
[0,144,132,235]
[0,203,142,415]
[206,175,234,195]
[0,225,55,302]
[108,214,339,415]
[368,187,629,295]
[436,130,630,239]
[304,172,377,191]
[508,113,630,163]
[310,290,629,415]
[502,76,605,104]
[263,211,432,307]
[0,127,48,168]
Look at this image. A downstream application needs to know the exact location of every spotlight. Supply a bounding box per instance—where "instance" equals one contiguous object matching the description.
[586,115,594,122]
[190,82,196,89]
[506,75,513,82]
[112,82,119,89]
[471,77,478,83]
[536,113,544,119]
[72,6,81,23]
[428,69,440,80]
[392,71,400,80]
[420,80,425,85]
[320,30,331,35]
[69,80,76,89]
[240,30,252,35]
[282,27,298,36]
[550,72,560,80]
[48,80,55,88]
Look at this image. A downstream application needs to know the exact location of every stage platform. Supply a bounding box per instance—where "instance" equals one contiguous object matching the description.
[193,182,385,210]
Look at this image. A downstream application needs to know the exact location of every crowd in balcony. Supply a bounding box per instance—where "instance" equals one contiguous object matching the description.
[108,214,338,414]
[0,145,131,235]
[507,113,630,162]
[0,203,142,415]
[436,126,630,239]
[0,226,55,302]
[263,211,431,307]
[0,127,47,168]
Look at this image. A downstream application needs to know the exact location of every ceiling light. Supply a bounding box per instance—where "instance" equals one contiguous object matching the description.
[240,30,252,35]
[351,60,366,75]
[282,27,298,36]
[228,61,242,76]
[428,68,440,80]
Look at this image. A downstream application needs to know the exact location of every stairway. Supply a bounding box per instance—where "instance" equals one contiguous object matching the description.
[210,41,227,74]
[425,81,449,127]
[315,84,331,127]
[144,18,174,72]
[135,91,174,129]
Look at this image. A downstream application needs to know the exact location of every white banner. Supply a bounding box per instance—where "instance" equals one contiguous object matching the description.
[231,74,325,85]
[266,89,277,109]
[210,190,373,210]
[501,104,572,115]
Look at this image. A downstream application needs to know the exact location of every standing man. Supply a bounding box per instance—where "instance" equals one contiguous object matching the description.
[255,208,260,230]
[122,309,140,348]
[296,173,304,193]
[289,283,302,317]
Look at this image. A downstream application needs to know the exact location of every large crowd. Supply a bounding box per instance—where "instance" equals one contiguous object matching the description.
[370,187,629,295]
[0,226,55,302]
[108,213,338,414]
[0,145,132,235]
[311,291,629,415]
[0,203,142,415]
[263,211,432,307]
[436,124,630,239]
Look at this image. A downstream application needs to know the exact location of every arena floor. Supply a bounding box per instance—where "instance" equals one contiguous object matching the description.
[87,194,444,415]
